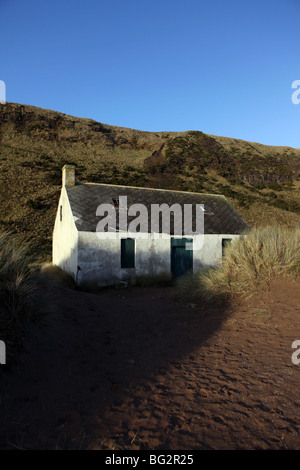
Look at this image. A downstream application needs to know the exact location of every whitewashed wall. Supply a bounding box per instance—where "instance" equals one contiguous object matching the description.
[52,187,78,280]
[193,233,240,271]
[76,232,170,286]
[75,231,240,286]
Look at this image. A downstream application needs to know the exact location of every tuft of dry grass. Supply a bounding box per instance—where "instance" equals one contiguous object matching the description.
[0,232,36,361]
[177,226,300,304]
[39,263,76,289]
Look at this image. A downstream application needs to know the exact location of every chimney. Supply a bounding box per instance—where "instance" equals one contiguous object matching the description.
[62,165,76,187]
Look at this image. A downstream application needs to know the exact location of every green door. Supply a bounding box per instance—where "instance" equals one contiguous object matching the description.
[171,238,193,278]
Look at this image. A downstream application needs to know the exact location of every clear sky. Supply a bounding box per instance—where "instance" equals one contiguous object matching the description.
[1,0,300,147]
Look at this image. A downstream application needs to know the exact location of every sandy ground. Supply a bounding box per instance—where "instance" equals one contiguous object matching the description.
[0,277,300,450]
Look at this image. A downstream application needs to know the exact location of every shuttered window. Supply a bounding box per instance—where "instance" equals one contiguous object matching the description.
[121,238,135,268]
[222,238,232,256]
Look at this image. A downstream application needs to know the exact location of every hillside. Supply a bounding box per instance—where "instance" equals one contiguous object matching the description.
[0,102,299,260]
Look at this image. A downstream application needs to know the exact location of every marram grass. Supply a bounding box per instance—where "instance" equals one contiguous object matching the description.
[0,232,36,358]
[177,226,300,303]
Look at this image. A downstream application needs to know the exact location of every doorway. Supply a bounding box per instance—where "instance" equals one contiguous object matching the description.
[171,238,193,278]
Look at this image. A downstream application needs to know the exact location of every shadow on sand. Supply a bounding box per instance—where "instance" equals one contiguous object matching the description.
[0,276,231,450]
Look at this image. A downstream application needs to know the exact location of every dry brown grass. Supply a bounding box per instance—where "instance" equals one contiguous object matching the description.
[177,226,300,304]
[0,232,36,361]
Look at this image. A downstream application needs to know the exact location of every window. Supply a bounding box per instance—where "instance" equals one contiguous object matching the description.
[121,238,135,268]
[60,205,63,221]
[222,238,232,256]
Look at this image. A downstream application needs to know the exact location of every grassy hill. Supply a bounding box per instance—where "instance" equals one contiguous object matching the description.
[0,102,299,260]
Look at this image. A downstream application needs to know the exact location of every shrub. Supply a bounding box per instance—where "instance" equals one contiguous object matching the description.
[268,182,283,191]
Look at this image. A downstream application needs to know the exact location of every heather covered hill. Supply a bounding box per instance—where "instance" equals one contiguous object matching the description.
[0,102,299,259]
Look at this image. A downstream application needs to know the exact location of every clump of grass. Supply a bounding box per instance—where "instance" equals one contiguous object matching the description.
[136,272,173,287]
[39,263,76,289]
[175,270,204,299]
[0,232,36,361]
[178,226,300,303]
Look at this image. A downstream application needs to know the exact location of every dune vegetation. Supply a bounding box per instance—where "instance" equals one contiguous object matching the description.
[177,226,300,303]
[0,232,36,361]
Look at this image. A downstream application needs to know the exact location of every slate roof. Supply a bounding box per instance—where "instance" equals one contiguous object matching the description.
[66,182,250,235]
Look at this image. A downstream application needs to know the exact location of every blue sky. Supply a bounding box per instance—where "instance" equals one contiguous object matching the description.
[1,0,300,147]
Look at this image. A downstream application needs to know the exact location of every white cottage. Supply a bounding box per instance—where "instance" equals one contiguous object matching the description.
[53,165,250,286]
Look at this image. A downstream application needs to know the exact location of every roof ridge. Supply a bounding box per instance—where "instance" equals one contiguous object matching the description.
[77,181,227,198]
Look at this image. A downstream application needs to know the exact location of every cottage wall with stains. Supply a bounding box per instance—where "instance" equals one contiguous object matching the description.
[75,232,240,286]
